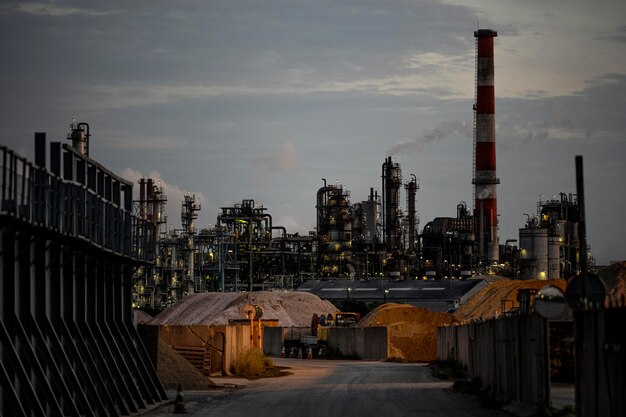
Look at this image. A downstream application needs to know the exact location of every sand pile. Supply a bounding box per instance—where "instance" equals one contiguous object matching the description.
[157,339,216,390]
[133,309,153,324]
[151,291,337,328]
[454,278,567,322]
[598,261,626,304]
[356,303,457,363]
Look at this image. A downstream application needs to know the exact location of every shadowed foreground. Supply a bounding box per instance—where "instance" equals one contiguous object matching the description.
[146,359,508,417]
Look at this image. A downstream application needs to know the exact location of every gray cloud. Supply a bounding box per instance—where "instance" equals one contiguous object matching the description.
[597,25,626,43]
[498,73,626,149]
[0,1,624,264]
[0,0,479,88]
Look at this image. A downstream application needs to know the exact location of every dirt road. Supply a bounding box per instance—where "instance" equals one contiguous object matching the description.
[148,358,507,417]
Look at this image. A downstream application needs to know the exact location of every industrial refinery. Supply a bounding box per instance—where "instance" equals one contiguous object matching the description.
[3,22,622,417]
[128,29,591,312]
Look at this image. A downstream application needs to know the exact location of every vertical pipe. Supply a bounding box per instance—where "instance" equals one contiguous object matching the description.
[146,179,154,222]
[473,29,500,263]
[381,159,387,249]
[35,133,46,168]
[220,235,225,292]
[575,156,587,285]
[139,179,146,220]
[406,175,418,253]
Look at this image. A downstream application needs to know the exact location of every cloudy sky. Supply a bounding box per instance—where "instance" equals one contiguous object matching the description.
[1,0,625,265]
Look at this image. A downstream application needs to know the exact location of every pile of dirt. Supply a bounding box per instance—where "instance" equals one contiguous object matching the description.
[597,261,626,304]
[157,339,216,390]
[133,309,153,324]
[356,303,457,363]
[151,291,337,328]
[454,278,567,322]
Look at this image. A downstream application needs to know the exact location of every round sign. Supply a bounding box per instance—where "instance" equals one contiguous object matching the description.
[565,273,606,310]
[534,285,566,319]
[254,305,264,319]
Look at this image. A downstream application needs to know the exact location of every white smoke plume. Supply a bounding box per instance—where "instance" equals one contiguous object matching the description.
[386,120,472,155]
[255,141,299,172]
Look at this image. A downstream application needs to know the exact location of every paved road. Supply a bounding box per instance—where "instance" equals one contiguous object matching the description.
[148,358,508,417]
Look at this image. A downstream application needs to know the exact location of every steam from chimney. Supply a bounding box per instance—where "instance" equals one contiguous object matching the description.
[386,120,471,155]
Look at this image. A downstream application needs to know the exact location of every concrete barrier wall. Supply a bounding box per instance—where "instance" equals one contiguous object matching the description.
[362,327,389,360]
[450,307,626,416]
[329,327,388,360]
[260,325,389,361]
[283,326,310,341]
[263,326,284,357]
[437,314,549,410]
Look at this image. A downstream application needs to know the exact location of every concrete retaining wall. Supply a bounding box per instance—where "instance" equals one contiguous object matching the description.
[438,314,549,411]
[263,326,284,357]
[329,327,388,360]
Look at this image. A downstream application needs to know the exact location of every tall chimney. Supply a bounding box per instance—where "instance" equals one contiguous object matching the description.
[473,29,499,262]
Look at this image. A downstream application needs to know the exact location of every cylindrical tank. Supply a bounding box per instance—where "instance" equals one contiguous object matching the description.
[67,121,87,156]
[352,203,364,241]
[554,220,567,239]
[519,227,548,280]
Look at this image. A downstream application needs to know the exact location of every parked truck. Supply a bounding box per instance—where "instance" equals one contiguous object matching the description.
[283,311,360,358]
[316,312,359,343]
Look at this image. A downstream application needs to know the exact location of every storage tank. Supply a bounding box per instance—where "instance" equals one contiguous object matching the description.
[519,227,548,280]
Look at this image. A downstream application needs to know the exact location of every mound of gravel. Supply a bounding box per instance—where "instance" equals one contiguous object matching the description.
[597,261,626,305]
[454,278,566,322]
[133,309,153,324]
[151,291,337,328]
[157,339,216,390]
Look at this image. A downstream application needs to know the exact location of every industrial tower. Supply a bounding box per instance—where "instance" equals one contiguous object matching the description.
[473,29,500,263]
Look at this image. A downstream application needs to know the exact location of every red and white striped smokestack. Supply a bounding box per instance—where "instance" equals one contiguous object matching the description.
[473,29,499,262]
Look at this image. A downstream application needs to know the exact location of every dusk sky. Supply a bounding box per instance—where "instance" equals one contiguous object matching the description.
[1,0,625,265]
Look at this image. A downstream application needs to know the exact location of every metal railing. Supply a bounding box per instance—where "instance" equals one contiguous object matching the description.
[0,145,154,262]
[0,140,167,416]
